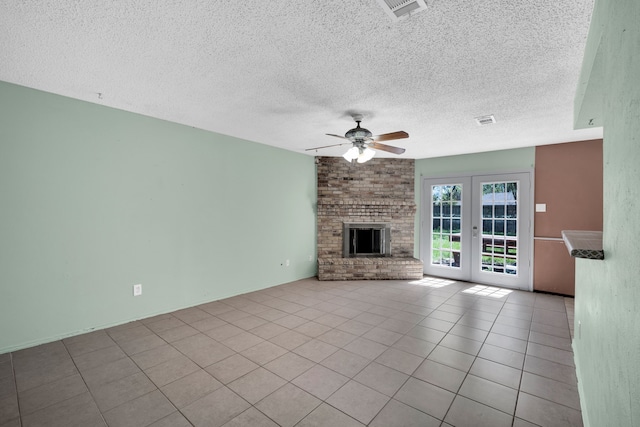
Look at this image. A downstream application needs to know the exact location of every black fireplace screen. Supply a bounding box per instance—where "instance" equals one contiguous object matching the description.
[343,223,391,257]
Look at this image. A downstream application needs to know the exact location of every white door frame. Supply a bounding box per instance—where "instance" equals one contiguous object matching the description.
[420,170,534,291]
[421,176,472,281]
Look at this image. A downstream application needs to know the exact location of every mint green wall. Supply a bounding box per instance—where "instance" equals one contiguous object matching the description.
[413,148,535,255]
[414,147,535,178]
[573,1,640,426]
[0,81,317,353]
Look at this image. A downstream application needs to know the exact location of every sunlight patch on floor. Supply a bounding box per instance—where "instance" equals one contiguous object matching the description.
[408,277,456,288]
[462,284,513,298]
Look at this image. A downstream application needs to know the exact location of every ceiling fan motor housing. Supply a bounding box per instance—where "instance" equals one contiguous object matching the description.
[345,121,373,142]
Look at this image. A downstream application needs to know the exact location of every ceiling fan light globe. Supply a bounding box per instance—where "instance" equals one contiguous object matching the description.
[357,148,376,163]
[343,146,360,162]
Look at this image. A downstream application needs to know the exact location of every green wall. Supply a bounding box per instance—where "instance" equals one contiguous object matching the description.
[414,147,535,179]
[0,81,317,353]
[572,1,640,426]
[413,148,535,256]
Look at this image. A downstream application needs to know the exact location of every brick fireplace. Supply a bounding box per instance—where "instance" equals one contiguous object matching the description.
[316,157,423,280]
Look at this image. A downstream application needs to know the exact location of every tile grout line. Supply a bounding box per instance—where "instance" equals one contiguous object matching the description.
[10,352,24,427]
[218,285,415,426]
[499,294,530,427]
[438,288,505,425]
[59,338,109,427]
[140,290,341,426]
[108,326,196,427]
[223,286,380,426]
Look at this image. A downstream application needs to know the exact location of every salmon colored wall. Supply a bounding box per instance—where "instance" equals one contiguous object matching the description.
[535,139,603,236]
[533,240,576,295]
[533,139,603,295]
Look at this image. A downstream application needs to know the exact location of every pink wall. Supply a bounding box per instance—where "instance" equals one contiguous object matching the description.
[533,139,603,295]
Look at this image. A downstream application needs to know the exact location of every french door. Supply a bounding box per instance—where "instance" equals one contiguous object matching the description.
[422,172,532,290]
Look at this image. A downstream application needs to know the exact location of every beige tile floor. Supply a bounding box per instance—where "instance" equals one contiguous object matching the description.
[0,277,583,427]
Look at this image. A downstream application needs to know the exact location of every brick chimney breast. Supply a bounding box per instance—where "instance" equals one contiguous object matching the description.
[316,157,423,280]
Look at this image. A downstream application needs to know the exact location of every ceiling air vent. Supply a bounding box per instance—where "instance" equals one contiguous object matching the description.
[475,115,496,126]
[375,0,428,21]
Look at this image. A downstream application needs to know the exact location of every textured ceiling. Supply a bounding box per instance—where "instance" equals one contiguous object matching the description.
[0,0,602,159]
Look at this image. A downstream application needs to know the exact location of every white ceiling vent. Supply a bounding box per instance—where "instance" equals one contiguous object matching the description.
[375,0,428,21]
[475,115,496,126]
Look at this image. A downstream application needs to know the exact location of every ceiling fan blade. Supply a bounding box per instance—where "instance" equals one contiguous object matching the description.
[326,133,350,140]
[369,142,406,155]
[372,131,409,142]
[305,142,352,151]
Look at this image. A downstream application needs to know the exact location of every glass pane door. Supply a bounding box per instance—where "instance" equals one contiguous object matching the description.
[422,177,471,281]
[431,184,462,268]
[480,181,519,275]
[471,173,531,290]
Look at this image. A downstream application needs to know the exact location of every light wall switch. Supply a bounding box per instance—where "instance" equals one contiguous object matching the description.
[578,320,581,339]
[133,284,142,296]
[535,203,547,212]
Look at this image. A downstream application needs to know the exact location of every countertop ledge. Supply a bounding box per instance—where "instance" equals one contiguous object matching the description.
[562,230,604,260]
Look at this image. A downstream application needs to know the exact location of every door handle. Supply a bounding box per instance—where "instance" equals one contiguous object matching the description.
[472,226,478,238]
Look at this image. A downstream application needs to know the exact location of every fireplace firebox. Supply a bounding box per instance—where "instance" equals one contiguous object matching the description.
[343,223,391,257]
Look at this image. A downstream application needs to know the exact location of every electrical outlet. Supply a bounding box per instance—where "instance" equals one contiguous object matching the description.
[309,255,313,261]
[133,284,142,296]
[285,259,290,267]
